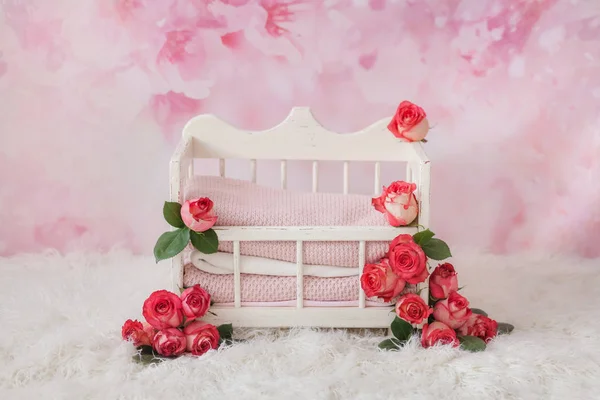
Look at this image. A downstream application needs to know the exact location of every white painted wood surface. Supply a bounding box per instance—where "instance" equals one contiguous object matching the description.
[280,160,287,189]
[201,306,395,328]
[169,136,193,291]
[296,241,304,309]
[312,161,319,192]
[170,107,432,328]
[250,159,257,183]
[374,162,381,195]
[182,107,429,162]
[343,161,349,194]
[212,226,418,241]
[233,241,241,308]
[358,241,366,309]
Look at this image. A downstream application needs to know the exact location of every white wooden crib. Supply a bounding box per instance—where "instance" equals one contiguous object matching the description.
[170,107,431,329]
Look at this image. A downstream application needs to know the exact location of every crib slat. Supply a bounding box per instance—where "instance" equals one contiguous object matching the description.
[281,160,287,189]
[187,163,194,179]
[374,162,381,195]
[233,241,241,308]
[406,162,413,182]
[250,159,257,183]
[343,161,349,194]
[312,161,319,192]
[358,241,366,308]
[296,240,304,309]
[219,159,225,177]
[418,161,431,228]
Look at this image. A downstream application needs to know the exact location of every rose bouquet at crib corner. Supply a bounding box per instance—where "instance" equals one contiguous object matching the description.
[366,182,515,351]
[122,196,232,364]
[365,101,515,351]
[121,284,233,364]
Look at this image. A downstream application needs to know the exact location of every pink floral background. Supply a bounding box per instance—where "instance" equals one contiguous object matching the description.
[0,0,598,258]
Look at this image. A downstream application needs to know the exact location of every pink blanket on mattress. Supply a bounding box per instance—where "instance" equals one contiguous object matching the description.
[183,264,414,303]
[184,176,390,267]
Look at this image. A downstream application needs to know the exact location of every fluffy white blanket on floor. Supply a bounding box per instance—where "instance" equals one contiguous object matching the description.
[1,249,600,400]
[190,250,358,277]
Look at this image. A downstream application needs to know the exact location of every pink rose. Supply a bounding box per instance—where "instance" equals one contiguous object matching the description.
[421,321,459,348]
[372,181,419,227]
[153,328,186,357]
[183,320,220,356]
[432,291,472,329]
[429,263,459,300]
[142,290,184,330]
[387,234,428,284]
[140,322,157,346]
[121,319,153,347]
[360,258,406,302]
[121,319,143,341]
[458,314,498,343]
[395,293,433,325]
[181,284,211,320]
[181,197,218,232]
[387,101,429,142]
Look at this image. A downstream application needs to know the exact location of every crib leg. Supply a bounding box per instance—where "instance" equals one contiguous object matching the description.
[171,253,184,293]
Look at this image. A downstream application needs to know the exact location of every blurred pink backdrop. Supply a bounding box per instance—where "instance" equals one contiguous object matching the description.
[0,0,598,258]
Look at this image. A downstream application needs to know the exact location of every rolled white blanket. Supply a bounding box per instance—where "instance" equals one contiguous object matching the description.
[190,250,358,277]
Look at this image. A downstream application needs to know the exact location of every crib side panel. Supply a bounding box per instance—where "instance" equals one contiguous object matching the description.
[170,107,433,326]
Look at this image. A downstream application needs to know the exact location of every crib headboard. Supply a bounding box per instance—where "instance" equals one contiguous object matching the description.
[180,107,428,163]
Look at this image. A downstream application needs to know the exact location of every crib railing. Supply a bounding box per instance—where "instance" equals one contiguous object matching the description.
[214,233,416,310]
[172,136,431,226]
[191,233,422,328]
[169,108,431,328]
[222,158,385,195]
[215,156,423,197]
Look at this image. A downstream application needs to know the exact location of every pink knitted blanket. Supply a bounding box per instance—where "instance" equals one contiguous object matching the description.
[183,264,415,303]
[184,176,390,267]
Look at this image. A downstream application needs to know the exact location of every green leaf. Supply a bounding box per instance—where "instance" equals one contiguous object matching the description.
[163,201,184,228]
[471,308,488,317]
[413,229,435,246]
[217,324,233,345]
[497,322,514,335]
[190,229,219,254]
[132,353,165,365]
[217,323,233,341]
[458,335,487,352]
[427,314,435,325]
[390,317,414,341]
[421,238,452,260]
[153,228,190,263]
[132,346,166,365]
[137,345,155,355]
[378,338,404,351]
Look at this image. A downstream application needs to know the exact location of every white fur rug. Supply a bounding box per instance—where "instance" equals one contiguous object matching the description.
[1,250,599,400]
